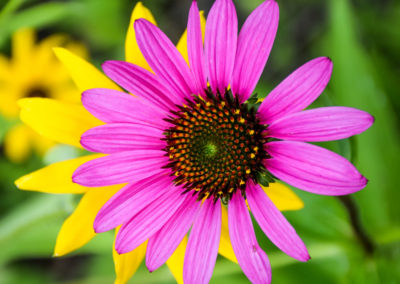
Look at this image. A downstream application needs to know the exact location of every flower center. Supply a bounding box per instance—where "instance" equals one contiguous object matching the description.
[163,90,269,202]
[25,86,49,98]
[203,142,217,157]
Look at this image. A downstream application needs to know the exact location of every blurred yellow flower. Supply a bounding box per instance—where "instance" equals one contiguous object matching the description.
[0,29,86,162]
[15,2,304,284]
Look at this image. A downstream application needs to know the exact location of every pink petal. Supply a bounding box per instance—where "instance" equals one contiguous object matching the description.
[115,185,186,254]
[265,141,368,195]
[183,199,221,284]
[232,0,279,102]
[134,19,197,99]
[228,191,271,284]
[81,88,170,129]
[204,0,238,94]
[81,123,165,154]
[146,194,200,272]
[94,175,174,233]
[258,57,333,124]
[247,181,309,262]
[187,0,207,93]
[267,106,374,142]
[102,60,181,110]
[72,150,168,187]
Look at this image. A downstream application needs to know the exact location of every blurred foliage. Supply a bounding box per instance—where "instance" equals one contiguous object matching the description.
[0,0,399,283]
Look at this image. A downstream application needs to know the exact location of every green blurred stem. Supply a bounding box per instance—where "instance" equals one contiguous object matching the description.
[338,136,374,254]
[338,195,375,254]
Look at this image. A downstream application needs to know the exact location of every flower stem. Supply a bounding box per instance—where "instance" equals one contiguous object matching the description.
[338,195,375,254]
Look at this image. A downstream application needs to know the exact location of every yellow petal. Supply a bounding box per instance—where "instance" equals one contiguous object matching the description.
[15,154,104,194]
[218,205,238,263]
[0,83,20,118]
[33,34,66,73]
[166,236,187,284]
[176,11,206,64]
[12,29,35,64]
[4,124,32,163]
[54,186,120,257]
[125,2,156,70]
[113,229,147,284]
[263,182,304,211]
[32,36,87,90]
[53,47,120,93]
[18,98,102,147]
[64,41,89,60]
[49,84,82,104]
[0,54,10,80]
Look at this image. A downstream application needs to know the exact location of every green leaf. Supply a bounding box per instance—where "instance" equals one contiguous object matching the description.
[323,0,400,237]
[0,194,69,264]
[0,2,81,48]
[0,193,116,266]
[0,0,29,21]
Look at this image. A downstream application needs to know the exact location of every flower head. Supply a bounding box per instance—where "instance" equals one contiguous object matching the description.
[69,0,373,283]
[17,2,305,283]
[0,29,86,162]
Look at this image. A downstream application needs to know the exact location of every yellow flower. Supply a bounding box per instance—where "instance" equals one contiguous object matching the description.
[15,3,304,284]
[0,29,86,162]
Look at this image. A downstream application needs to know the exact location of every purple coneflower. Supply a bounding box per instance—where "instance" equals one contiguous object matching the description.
[72,0,373,283]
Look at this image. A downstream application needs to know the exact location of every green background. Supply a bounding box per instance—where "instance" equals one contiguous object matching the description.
[0,0,399,283]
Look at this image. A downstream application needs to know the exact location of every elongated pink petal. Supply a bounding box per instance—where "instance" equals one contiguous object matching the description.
[146,195,200,272]
[115,186,186,254]
[228,191,271,284]
[94,175,174,233]
[205,0,238,94]
[247,181,309,262]
[265,141,367,195]
[259,57,333,124]
[267,106,374,142]
[232,0,279,102]
[81,88,170,129]
[102,60,181,110]
[134,19,197,99]
[81,123,165,154]
[187,0,207,93]
[183,199,221,284]
[72,150,168,187]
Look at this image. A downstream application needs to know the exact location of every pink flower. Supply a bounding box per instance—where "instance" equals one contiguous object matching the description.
[72,0,373,283]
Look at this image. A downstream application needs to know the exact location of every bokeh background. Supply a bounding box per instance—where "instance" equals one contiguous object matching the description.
[0,0,399,283]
